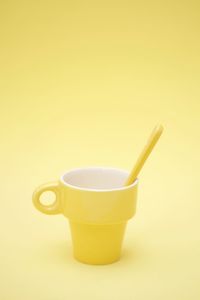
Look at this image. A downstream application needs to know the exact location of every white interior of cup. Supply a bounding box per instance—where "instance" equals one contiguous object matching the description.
[61,167,137,191]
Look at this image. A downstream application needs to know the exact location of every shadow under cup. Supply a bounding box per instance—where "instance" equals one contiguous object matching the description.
[33,167,138,265]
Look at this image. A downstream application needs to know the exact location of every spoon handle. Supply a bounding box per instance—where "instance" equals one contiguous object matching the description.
[124,124,163,186]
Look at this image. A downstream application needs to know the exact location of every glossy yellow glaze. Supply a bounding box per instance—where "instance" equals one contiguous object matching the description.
[32,169,138,264]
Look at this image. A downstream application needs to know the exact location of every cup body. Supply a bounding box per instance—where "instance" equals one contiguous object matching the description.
[33,167,138,264]
[69,221,127,264]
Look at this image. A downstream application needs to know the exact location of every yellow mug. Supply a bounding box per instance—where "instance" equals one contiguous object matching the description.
[32,167,138,265]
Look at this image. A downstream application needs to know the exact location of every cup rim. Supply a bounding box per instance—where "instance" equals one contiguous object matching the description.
[60,166,138,192]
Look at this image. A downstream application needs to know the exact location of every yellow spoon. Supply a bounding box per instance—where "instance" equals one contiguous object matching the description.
[124,124,164,186]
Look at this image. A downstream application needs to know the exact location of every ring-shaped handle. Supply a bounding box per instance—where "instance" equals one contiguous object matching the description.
[32,181,61,215]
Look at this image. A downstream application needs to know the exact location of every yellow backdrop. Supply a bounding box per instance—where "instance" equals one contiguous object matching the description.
[0,0,200,299]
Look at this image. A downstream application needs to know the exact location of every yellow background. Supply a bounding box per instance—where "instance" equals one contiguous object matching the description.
[0,0,200,299]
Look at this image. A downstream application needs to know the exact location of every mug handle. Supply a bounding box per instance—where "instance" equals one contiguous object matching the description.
[32,181,61,215]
